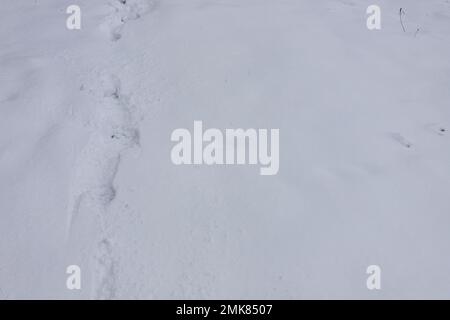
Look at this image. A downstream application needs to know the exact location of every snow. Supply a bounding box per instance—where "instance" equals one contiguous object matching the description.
[1,0,450,299]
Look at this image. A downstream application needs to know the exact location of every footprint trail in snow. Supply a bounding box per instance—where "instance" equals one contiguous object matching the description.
[67,0,154,299]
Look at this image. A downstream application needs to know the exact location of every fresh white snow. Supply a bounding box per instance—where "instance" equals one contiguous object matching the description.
[1,0,450,299]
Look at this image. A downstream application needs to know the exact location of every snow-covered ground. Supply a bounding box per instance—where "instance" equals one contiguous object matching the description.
[1,0,450,299]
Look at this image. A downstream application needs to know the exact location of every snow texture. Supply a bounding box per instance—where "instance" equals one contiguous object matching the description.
[1,0,450,299]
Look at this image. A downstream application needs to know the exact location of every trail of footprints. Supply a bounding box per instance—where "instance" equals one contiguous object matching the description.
[68,74,139,299]
[68,0,153,299]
